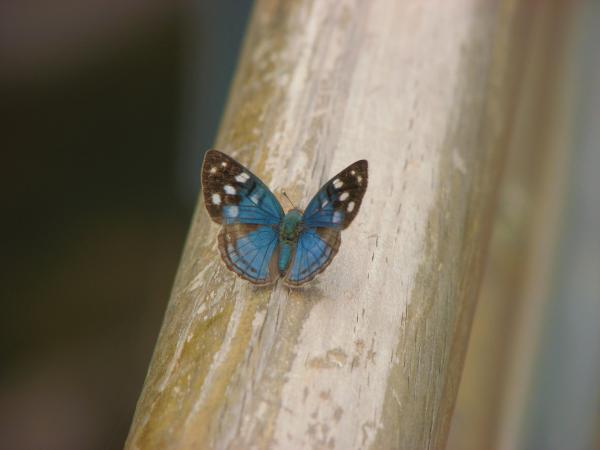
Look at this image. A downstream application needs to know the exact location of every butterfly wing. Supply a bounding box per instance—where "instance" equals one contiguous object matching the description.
[302,159,368,230]
[202,150,284,226]
[202,150,284,284]
[285,160,368,286]
[217,224,280,285]
[285,227,341,286]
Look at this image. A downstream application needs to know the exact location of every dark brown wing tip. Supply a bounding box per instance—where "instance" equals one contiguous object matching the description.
[202,149,230,171]
[202,148,218,163]
[354,159,368,175]
[204,148,229,159]
[201,149,218,181]
[344,159,368,184]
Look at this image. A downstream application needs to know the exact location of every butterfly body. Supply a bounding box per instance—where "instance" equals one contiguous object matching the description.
[278,209,303,274]
[201,150,368,286]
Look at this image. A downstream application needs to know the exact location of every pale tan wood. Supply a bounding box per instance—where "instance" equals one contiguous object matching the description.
[126,1,537,449]
[446,3,575,449]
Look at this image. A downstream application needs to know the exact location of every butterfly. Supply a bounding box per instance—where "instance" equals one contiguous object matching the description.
[201,150,368,286]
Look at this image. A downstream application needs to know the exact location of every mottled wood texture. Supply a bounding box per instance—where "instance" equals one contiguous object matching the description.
[126,1,536,449]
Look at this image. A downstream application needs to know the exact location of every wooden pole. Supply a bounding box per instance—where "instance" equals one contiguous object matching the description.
[126,1,536,448]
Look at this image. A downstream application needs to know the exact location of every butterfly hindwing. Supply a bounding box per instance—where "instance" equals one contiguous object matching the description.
[202,150,284,284]
[218,224,280,285]
[284,227,341,286]
[302,160,368,230]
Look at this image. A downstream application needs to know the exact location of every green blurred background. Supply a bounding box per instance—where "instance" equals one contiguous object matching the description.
[0,1,251,449]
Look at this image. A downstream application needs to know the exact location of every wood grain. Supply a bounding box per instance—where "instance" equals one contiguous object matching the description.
[126,0,537,448]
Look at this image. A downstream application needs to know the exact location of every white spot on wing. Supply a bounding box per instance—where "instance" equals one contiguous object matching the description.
[210,166,217,174]
[333,178,344,189]
[339,192,349,201]
[221,161,228,167]
[356,175,363,184]
[350,170,356,175]
[321,199,329,208]
[250,192,261,204]
[235,172,250,183]
[226,205,239,218]
[211,193,221,205]
[347,201,355,212]
[224,185,236,195]
[332,211,343,224]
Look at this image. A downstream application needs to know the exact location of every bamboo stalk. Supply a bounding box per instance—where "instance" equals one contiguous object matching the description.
[126,1,537,448]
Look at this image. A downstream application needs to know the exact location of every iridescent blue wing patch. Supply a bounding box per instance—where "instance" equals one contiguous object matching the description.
[202,150,284,284]
[284,227,341,286]
[218,224,279,285]
[285,160,368,286]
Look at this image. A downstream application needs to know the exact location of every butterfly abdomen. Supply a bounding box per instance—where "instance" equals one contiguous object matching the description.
[278,242,293,274]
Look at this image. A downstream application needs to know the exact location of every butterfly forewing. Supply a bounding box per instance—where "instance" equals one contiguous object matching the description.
[201,150,284,225]
[302,160,368,230]
[202,150,284,284]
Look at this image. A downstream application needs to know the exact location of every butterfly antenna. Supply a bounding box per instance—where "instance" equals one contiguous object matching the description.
[281,190,297,209]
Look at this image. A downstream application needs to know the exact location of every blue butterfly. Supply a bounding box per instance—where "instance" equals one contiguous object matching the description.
[201,150,368,286]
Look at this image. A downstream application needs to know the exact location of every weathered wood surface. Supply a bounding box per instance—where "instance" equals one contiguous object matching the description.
[126,1,534,449]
